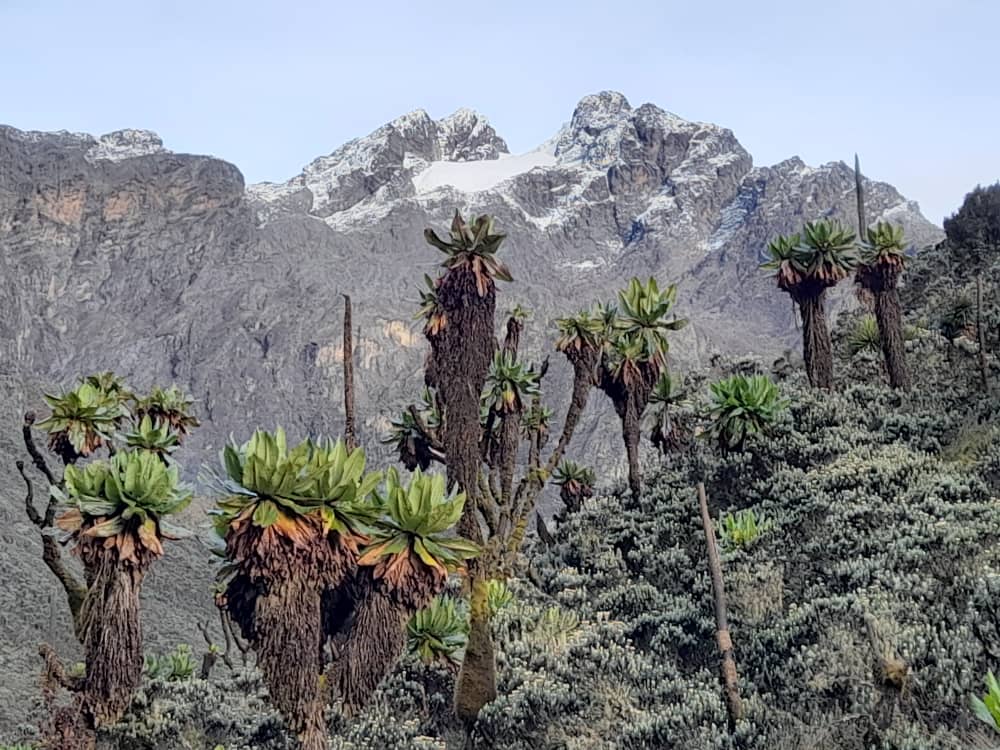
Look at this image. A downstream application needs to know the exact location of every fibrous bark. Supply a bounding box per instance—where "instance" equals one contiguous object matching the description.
[78,550,148,727]
[600,362,656,501]
[254,576,327,749]
[858,262,910,390]
[430,266,495,541]
[220,519,353,749]
[550,348,599,468]
[796,291,833,389]
[874,287,910,389]
[329,580,409,715]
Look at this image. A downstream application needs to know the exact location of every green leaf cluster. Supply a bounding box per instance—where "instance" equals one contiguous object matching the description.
[482,350,541,416]
[424,211,512,295]
[520,404,553,437]
[407,595,469,665]
[211,427,382,535]
[848,315,881,355]
[614,277,687,366]
[35,381,129,456]
[553,460,595,488]
[798,219,860,281]
[386,389,440,439]
[56,449,192,538]
[487,579,515,617]
[555,309,605,354]
[706,374,788,450]
[760,233,804,288]
[144,643,197,682]
[134,385,200,435]
[971,670,1000,732]
[718,509,771,548]
[939,294,975,340]
[860,221,907,266]
[761,220,860,288]
[125,414,181,457]
[414,273,446,335]
[358,468,479,573]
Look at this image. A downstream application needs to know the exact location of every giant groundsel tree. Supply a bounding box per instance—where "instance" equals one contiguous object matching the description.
[857,221,911,388]
[762,220,859,388]
[17,374,198,738]
[395,211,687,727]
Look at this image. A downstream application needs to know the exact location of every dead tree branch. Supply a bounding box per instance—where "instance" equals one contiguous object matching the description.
[697,482,744,731]
[17,460,87,639]
[342,294,358,450]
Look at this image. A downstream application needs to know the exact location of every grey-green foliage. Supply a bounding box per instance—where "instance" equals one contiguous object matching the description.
[494,351,999,749]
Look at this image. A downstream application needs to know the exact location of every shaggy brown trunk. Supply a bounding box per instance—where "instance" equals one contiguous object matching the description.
[874,287,910,389]
[431,266,495,540]
[549,349,599,472]
[859,263,910,390]
[427,267,498,723]
[697,482,744,731]
[495,313,525,501]
[330,581,409,714]
[502,314,522,356]
[79,552,147,727]
[622,398,642,501]
[255,576,327,748]
[224,522,353,749]
[603,364,655,502]
[496,413,520,503]
[560,485,582,515]
[342,294,357,451]
[796,291,833,389]
[454,576,496,724]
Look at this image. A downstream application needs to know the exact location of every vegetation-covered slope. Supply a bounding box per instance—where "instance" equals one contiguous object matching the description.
[7,237,989,750]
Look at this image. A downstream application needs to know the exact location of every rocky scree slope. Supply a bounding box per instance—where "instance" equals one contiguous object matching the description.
[0,91,940,731]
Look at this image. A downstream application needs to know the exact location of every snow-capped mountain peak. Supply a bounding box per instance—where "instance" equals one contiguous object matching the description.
[242,90,941,268]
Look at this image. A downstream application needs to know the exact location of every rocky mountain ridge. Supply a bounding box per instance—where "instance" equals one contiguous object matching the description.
[0,91,942,731]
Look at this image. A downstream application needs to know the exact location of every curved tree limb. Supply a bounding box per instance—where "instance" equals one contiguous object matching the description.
[23,412,58,488]
[17,461,87,640]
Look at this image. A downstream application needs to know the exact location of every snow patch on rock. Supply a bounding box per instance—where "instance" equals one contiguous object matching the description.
[412,142,557,195]
[85,130,167,163]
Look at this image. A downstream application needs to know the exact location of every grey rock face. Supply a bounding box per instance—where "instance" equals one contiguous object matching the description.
[0,92,942,731]
[436,107,509,161]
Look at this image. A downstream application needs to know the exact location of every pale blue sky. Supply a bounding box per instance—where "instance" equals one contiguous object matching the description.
[2,0,996,223]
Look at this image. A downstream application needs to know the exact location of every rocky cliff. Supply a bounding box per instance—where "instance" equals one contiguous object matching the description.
[0,91,942,730]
